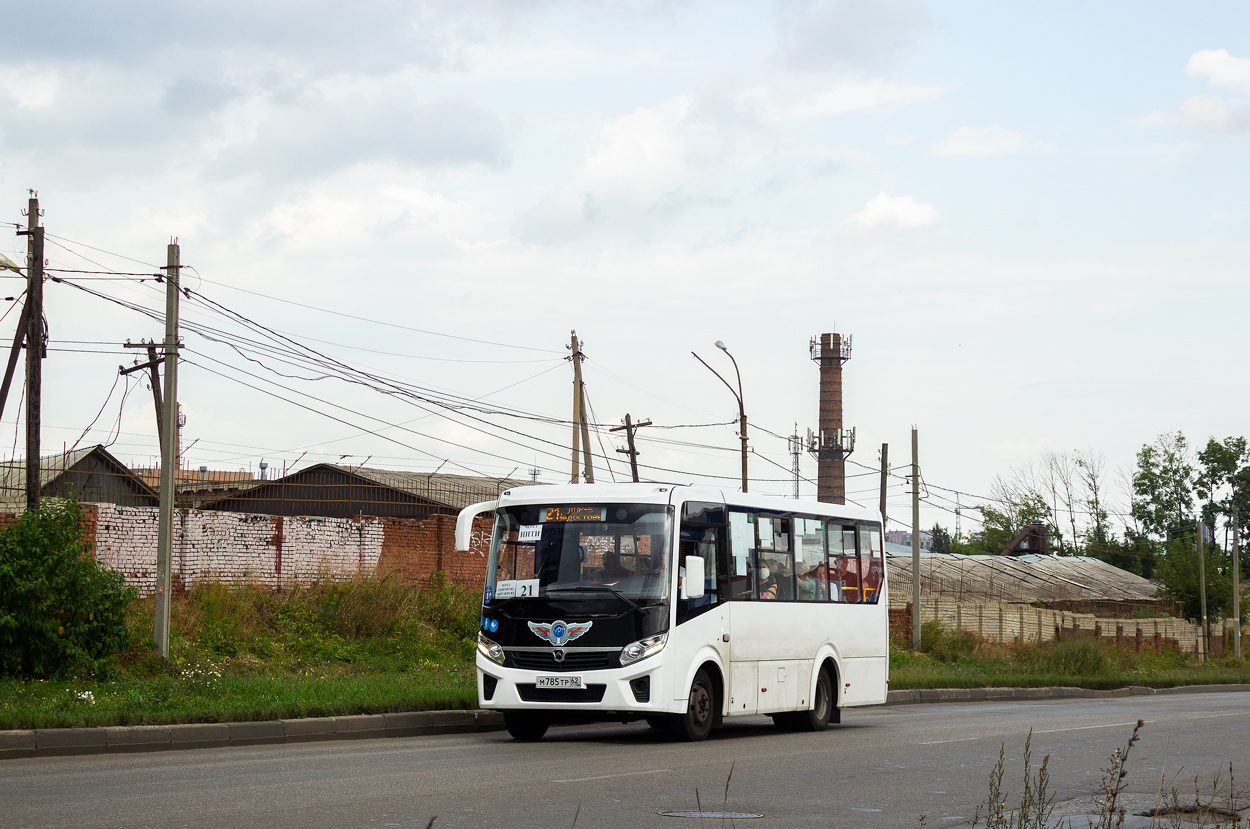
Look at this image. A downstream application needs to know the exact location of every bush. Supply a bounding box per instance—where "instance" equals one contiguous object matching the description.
[1033,637,1111,677]
[0,499,136,677]
[919,620,979,662]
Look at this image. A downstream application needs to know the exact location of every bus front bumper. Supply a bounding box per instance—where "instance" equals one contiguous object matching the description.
[476,652,679,715]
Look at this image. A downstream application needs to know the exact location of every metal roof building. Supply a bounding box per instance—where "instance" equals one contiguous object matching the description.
[192,463,538,519]
[0,445,159,510]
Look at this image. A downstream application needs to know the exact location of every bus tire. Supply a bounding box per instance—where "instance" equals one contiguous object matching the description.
[669,668,715,742]
[795,668,834,732]
[504,712,549,741]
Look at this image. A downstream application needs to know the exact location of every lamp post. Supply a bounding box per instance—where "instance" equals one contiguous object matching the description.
[693,341,748,493]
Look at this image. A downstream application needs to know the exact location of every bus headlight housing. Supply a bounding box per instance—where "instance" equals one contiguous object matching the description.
[620,632,667,666]
[477,632,505,665]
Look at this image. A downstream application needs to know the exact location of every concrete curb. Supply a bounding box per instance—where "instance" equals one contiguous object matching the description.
[883,682,1250,706]
[0,709,507,760]
[3,684,1247,760]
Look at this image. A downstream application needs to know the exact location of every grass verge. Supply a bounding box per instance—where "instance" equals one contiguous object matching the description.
[0,573,479,730]
[890,621,1250,691]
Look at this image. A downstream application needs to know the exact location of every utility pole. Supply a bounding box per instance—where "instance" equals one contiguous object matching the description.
[788,423,803,497]
[879,443,888,527]
[118,340,165,452]
[1197,518,1208,662]
[22,192,44,512]
[154,240,181,658]
[611,414,651,483]
[528,466,540,483]
[1233,504,1241,660]
[911,427,921,651]
[568,331,594,484]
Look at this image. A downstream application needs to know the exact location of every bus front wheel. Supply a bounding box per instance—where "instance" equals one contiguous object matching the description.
[504,712,549,741]
[669,668,715,742]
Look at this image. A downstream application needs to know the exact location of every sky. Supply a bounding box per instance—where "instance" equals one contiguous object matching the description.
[0,0,1247,536]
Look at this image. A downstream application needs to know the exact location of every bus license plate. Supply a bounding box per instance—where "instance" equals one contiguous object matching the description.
[535,675,584,689]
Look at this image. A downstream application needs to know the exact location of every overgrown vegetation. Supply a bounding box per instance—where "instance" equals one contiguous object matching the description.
[0,572,481,730]
[0,499,136,679]
[966,720,1248,829]
[892,621,1250,691]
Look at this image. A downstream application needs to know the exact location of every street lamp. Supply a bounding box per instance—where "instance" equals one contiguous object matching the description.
[693,342,748,493]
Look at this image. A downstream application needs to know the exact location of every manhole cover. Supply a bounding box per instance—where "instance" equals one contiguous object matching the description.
[658,811,764,820]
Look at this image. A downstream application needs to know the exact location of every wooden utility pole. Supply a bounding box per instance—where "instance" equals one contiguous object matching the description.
[0,290,31,424]
[911,427,921,651]
[154,240,180,658]
[1197,518,1208,662]
[611,414,651,483]
[879,442,889,528]
[568,331,594,484]
[23,193,44,512]
[1233,504,1241,661]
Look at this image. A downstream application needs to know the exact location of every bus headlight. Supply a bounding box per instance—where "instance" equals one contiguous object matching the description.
[477,632,505,665]
[620,632,667,666]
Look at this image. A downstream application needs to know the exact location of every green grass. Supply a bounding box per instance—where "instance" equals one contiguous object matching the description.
[0,573,480,730]
[890,621,1250,691]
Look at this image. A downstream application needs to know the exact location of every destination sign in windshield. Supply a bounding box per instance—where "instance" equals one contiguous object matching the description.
[543,506,604,522]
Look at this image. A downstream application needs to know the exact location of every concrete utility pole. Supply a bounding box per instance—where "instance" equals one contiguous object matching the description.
[154,240,180,658]
[1197,518,1208,662]
[568,331,593,484]
[23,193,44,512]
[911,427,921,651]
[879,443,888,528]
[1234,504,1241,660]
[611,414,651,483]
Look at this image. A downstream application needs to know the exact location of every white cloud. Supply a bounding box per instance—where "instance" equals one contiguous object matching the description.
[931,125,1057,157]
[0,67,58,108]
[1186,49,1250,92]
[1178,94,1250,134]
[842,192,939,235]
[776,0,931,69]
[736,79,949,122]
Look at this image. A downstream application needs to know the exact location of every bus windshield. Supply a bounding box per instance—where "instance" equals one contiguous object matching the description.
[486,503,672,605]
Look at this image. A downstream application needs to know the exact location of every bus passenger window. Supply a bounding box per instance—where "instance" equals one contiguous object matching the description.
[795,517,827,602]
[860,524,884,604]
[825,524,860,603]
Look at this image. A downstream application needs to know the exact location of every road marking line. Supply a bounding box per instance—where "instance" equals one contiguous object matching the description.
[1174,711,1248,721]
[920,737,982,745]
[553,769,670,784]
[1034,720,1152,734]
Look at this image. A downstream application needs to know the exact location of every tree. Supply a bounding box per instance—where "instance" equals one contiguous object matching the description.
[1131,431,1195,540]
[930,524,951,555]
[1197,436,1250,554]
[1153,539,1237,621]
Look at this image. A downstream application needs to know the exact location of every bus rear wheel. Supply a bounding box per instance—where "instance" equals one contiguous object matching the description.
[773,668,835,732]
[504,712,549,741]
[669,668,715,742]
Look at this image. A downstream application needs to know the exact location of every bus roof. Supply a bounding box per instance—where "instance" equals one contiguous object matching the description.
[495,482,882,524]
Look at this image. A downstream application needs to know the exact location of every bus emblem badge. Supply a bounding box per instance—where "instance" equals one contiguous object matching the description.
[552,649,565,663]
[528,620,591,646]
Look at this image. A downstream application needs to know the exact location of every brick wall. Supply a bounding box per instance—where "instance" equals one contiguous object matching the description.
[79,503,489,595]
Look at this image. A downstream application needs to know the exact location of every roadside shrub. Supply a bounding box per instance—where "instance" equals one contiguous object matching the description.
[919,620,979,662]
[0,499,136,678]
[1033,636,1111,677]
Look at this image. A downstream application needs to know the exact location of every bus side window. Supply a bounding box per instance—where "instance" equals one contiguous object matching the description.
[826,524,860,603]
[727,510,754,600]
[795,517,827,602]
[678,524,721,622]
[860,524,883,604]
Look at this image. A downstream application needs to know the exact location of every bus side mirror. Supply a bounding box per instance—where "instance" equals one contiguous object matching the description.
[455,500,497,552]
[683,556,705,599]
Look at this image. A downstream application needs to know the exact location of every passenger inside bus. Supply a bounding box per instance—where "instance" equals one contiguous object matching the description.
[599,550,630,579]
[757,554,780,600]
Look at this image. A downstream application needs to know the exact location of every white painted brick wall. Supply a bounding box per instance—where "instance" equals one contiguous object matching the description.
[90,504,384,595]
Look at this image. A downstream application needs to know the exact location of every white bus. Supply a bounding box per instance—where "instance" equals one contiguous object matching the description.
[456,482,888,742]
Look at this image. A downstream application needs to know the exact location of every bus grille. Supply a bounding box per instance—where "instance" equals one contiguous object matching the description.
[508,650,620,672]
[516,684,607,703]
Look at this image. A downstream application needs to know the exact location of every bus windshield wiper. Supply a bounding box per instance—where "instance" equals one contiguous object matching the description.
[546,585,641,610]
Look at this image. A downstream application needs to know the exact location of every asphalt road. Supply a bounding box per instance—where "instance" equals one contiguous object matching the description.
[2,692,1247,829]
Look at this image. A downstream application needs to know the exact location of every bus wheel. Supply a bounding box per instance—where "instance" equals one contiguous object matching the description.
[504,712,549,741]
[670,668,715,742]
[796,668,834,732]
